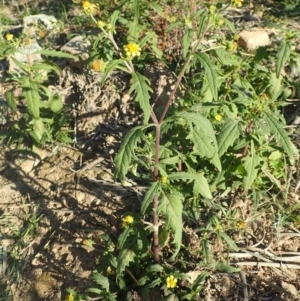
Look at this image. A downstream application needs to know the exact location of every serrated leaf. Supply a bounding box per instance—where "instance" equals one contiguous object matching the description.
[243,154,260,190]
[191,272,210,290]
[141,181,161,214]
[194,53,218,101]
[276,41,291,78]
[129,72,152,124]
[146,264,164,273]
[214,261,240,273]
[114,125,148,183]
[179,112,220,168]
[188,128,221,171]
[5,90,17,113]
[219,232,239,251]
[197,12,208,37]
[168,171,212,199]
[158,190,183,259]
[182,29,193,58]
[117,248,135,278]
[263,111,297,164]
[217,119,241,157]
[117,226,132,250]
[90,272,110,291]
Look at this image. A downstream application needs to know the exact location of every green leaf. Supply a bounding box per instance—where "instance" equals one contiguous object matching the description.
[182,29,193,58]
[194,53,218,101]
[30,118,47,142]
[268,72,283,100]
[5,90,17,113]
[158,190,183,259]
[276,41,291,78]
[243,155,260,190]
[117,226,132,250]
[141,181,161,214]
[263,111,298,164]
[48,95,63,113]
[31,61,61,76]
[188,128,221,171]
[101,59,128,85]
[217,119,241,157]
[129,72,152,124]
[168,171,212,199]
[197,12,208,37]
[117,248,135,277]
[22,79,40,119]
[146,264,164,273]
[219,232,239,251]
[191,272,210,290]
[214,262,240,273]
[90,272,110,291]
[201,240,211,264]
[34,49,76,59]
[114,125,149,183]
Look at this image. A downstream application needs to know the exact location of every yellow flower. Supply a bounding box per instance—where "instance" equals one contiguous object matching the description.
[122,215,134,227]
[5,33,13,41]
[215,114,222,122]
[124,43,141,59]
[65,293,74,301]
[166,275,177,289]
[92,59,106,72]
[97,20,105,28]
[82,1,96,14]
[232,0,243,7]
[161,176,168,184]
[184,18,192,28]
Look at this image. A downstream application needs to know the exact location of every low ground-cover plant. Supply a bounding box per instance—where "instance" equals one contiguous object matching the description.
[61,0,300,300]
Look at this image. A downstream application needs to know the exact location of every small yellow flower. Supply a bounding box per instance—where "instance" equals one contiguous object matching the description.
[169,16,177,23]
[237,220,246,229]
[166,275,177,289]
[5,33,13,41]
[97,20,105,28]
[232,0,243,7]
[184,18,192,28]
[122,215,134,227]
[161,175,168,184]
[65,293,74,301]
[215,114,222,122]
[92,59,106,72]
[82,1,96,14]
[124,43,141,59]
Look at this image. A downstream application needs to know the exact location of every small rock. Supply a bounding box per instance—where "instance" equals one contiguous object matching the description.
[237,29,270,52]
[281,281,298,296]
[61,35,91,69]
[7,40,43,74]
[23,14,58,32]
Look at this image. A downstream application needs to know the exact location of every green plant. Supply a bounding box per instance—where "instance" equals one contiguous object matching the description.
[1,33,75,145]
[69,0,298,299]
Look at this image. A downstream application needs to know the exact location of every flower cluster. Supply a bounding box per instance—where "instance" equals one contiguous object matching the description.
[166,275,177,288]
[124,43,141,59]
[122,215,134,227]
[214,114,222,122]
